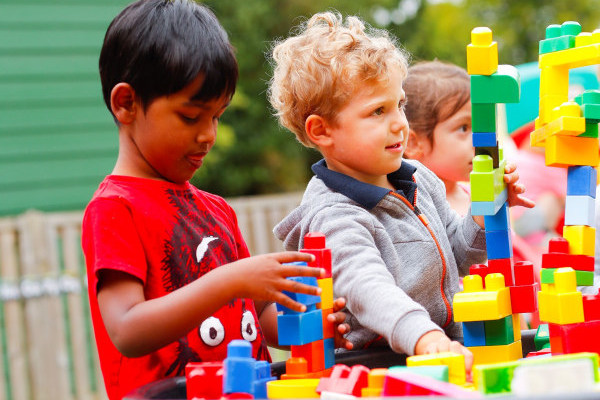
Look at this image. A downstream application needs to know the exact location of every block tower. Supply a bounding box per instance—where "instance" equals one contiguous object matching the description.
[453,27,539,366]
[532,21,600,355]
[276,232,335,379]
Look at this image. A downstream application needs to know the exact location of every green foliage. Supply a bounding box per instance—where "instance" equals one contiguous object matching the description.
[192,0,600,197]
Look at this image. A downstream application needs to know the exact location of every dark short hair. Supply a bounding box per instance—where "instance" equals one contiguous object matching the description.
[99,0,238,116]
[404,60,470,144]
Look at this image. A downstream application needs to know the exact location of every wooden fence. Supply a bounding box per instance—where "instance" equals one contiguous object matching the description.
[0,191,303,400]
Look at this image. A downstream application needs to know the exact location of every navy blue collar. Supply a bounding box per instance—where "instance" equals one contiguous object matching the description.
[311,159,418,210]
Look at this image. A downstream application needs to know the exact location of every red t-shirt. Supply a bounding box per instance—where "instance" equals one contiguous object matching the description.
[82,176,270,400]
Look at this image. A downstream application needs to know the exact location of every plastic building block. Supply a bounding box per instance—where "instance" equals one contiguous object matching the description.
[463,320,486,347]
[224,340,255,395]
[266,378,320,398]
[321,308,334,339]
[539,65,569,97]
[567,165,597,197]
[471,103,496,132]
[484,229,513,260]
[323,338,335,369]
[466,27,498,76]
[473,360,518,395]
[539,22,580,54]
[541,268,593,286]
[361,368,387,397]
[277,309,323,346]
[564,195,595,226]
[291,340,324,373]
[471,189,507,216]
[509,284,538,314]
[316,364,370,396]
[472,132,497,147]
[389,365,449,382]
[543,135,599,168]
[539,42,600,70]
[301,232,332,278]
[406,351,466,385]
[575,90,600,123]
[511,358,596,396]
[475,144,500,168]
[470,155,506,202]
[469,340,523,366]
[254,361,276,399]
[549,322,600,355]
[186,361,224,400]
[285,357,308,376]
[470,64,520,104]
[562,225,595,256]
[453,273,512,322]
[534,324,550,350]
[276,273,320,314]
[513,261,534,285]
[583,291,600,321]
[383,370,482,398]
[483,202,510,231]
[541,240,594,271]
[317,278,333,310]
[487,258,514,287]
[538,268,584,325]
[530,114,586,147]
[484,315,514,346]
[580,122,599,138]
[548,236,569,253]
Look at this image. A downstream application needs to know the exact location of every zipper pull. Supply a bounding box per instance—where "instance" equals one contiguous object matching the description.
[418,213,429,225]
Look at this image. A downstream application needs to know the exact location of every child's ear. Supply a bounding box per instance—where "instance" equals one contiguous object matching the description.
[110,83,137,125]
[404,129,425,160]
[305,114,333,148]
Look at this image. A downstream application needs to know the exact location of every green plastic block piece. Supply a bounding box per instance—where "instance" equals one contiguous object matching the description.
[544,24,562,39]
[484,315,514,346]
[534,324,550,351]
[474,361,519,394]
[539,21,581,54]
[471,65,521,104]
[389,365,449,382]
[472,103,496,132]
[579,122,599,138]
[541,268,594,285]
[574,90,600,123]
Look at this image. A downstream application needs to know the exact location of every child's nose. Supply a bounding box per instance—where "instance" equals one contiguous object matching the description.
[391,109,408,133]
[196,120,217,144]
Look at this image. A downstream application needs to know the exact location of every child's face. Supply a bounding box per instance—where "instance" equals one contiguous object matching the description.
[322,67,409,188]
[125,75,229,183]
[418,101,474,183]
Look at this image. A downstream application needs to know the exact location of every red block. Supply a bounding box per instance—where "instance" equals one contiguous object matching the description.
[316,364,369,396]
[526,347,552,358]
[469,264,489,283]
[321,308,335,339]
[186,361,223,400]
[291,340,325,372]
[304,232,327,249]
[548,237,569,253]
[583,291,600,322]
[514,261,534,285]
[382,371,482,398]
[488,258,514,286]
[548,321,600,355]
[301,233,332,278]
[509,284,538,314]
[541,252,594,271]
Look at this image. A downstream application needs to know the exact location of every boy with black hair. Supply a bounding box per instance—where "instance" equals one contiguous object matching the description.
[84,1,350,398]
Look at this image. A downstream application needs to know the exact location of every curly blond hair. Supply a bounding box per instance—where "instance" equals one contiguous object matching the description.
[268,11,409,148]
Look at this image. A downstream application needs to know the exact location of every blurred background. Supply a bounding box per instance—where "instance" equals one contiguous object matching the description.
[1,1,600,399]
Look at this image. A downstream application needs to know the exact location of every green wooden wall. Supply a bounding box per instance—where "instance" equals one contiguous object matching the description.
[0,1,130,216]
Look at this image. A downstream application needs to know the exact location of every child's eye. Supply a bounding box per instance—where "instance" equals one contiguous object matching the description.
[181,114,199,124]
[459,124,469,132]
[372,107,384,116]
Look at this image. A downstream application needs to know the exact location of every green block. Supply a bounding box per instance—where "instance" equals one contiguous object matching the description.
[471,65,521,104]
[539,35,576,54]
[389,365,449,382]
[541,268,593,285]
[581,104,600,123]
[474,361,519,394]
[579,122,598,138]
[484,315,514,346]
[534,324,550,351]
[574,90,600,106]
[472,103,496,132]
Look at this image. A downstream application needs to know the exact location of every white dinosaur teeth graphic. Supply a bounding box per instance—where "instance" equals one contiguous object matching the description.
[196,236,218,263]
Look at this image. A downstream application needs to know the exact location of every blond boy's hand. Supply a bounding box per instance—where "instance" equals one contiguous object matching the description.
[414,330,473,373]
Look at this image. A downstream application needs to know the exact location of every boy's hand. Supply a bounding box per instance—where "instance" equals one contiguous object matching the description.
[504,162,535,209]
[327,297,353,350]
[226,252,324,313]
[414,330,473,373]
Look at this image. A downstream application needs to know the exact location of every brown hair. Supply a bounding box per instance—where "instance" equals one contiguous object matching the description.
[403,60,470,144]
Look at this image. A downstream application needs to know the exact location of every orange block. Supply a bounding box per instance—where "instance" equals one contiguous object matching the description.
[291,340,325,373]
[544,135,599,167]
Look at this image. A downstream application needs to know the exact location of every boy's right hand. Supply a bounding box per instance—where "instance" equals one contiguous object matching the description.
[225,252,324,313]
[414,330,473,373]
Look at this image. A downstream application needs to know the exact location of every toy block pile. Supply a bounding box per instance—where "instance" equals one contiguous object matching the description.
[457,26,538,366]
[277,233,335,379]
[532,21,600,357]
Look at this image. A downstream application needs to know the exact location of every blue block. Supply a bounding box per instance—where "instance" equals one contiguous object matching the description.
[276,271,321,314]
[485,229,513,260]
[471,189,507,216]
[462,321,486,347]
[483,202,510,231]
[224,340,255,394]
[324,337,335,369]
[253,361,275,398]
[277,309,323,345]
[472,132,497,147]
[567,166,596,197]
[565,195,596,226]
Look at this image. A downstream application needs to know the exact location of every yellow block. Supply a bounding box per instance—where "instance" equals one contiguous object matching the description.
[467,27,498,75]
[267,378,320,398]
[453,274,512,322]
[530,115,586,146]
[563,225,596,256]
[317,278,333,310]
[538,94,568,127]
[512,314,521,341]
[539,66,569,97]
[361,368,387,397]
[407,352,465,385]
[544,135,599,167]
[539,42,600,69]
[469,340,522,366]
[538,267,584,325]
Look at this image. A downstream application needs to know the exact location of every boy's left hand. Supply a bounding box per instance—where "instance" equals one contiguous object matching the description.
[504,162,535,209]
[327,297,353,350]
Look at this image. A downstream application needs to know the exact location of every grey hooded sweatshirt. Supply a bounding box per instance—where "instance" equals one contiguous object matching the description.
[274,159,487,356]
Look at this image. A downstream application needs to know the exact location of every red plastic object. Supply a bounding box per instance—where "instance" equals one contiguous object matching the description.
[316,364,369,396]
[186,361,224,400]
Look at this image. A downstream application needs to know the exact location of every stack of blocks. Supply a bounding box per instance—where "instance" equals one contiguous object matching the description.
[277,233,335,379]
[533,21,600,356]
[457,26,539,366]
